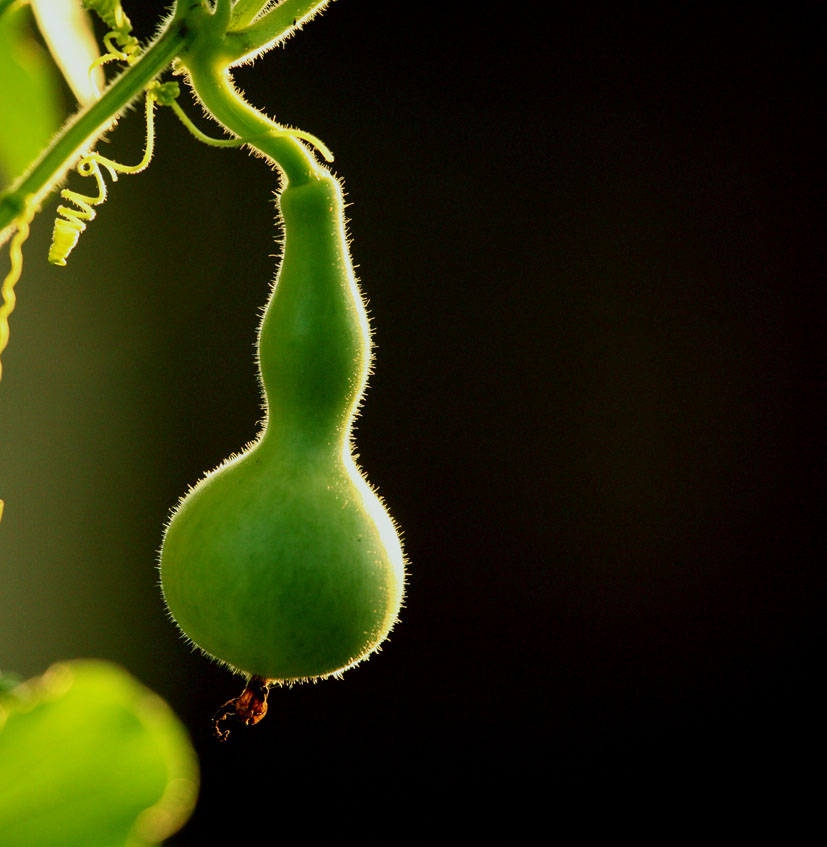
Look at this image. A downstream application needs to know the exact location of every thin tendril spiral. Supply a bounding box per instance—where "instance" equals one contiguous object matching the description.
[0,197,35,382]
[48,158,113,267]
[48,85,166,267]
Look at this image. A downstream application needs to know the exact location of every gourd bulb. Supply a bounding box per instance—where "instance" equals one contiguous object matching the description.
[159,174,406,683]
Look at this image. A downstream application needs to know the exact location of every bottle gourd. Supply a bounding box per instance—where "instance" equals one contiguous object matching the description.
[159,174,405,682]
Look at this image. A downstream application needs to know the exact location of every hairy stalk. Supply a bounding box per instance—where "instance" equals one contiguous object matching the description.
[182,57,326,185]
[224,0,333,65]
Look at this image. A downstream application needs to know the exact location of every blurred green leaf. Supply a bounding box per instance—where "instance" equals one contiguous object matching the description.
[0,660,199,847]
[0,671,22,694]
[0,4,64,186]
[31,0,104,106]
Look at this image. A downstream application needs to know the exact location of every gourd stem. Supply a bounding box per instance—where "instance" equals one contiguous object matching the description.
[224,0,334,64]
[0,9,189,246]
[183,57,326,186]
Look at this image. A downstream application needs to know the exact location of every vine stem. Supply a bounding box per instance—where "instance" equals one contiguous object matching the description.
[183,59,326,186]
[181,0,331,185]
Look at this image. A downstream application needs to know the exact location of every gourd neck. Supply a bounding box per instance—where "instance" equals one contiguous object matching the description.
[255,421,352,463]
[255,176,370,458]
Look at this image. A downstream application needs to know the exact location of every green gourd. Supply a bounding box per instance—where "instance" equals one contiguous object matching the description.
[159,173,405,682]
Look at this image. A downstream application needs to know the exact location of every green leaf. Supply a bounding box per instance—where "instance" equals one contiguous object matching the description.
[0,660,199,847]
[0,4,64,186]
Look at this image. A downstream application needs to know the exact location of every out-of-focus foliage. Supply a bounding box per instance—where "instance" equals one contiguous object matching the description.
[0,671,21,695]
[0,4,63,186]
[0,660,198,847]
[30,0,105,107]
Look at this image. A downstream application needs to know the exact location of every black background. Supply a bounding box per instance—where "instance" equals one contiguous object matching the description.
[0,0,822,835]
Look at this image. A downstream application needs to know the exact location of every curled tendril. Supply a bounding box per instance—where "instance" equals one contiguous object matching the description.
[0,196,35,385]
[49,84,168,267]
[1,196,35,520]
[48,158,113,267]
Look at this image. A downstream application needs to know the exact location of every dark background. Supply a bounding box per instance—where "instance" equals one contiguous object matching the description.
[0,0,822,833]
